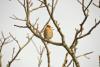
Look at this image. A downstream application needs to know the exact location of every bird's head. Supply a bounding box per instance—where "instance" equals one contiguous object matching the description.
[47,25,51,28]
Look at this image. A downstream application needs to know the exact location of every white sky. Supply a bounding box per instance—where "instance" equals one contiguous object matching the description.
[0,0,100,67]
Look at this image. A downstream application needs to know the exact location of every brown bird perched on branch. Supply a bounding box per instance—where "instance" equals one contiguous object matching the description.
[44,25,53,40]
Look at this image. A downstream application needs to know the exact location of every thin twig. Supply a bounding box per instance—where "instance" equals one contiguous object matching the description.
[10,15,26,21]
[17,0,24,6]
[30,5,45,12]
[41,40,50,67]
[0,32,12,52]
[12,48,15,59]
[31,40,40,54]
[93,0,100,8]
[84,0,93,11]
[93,3,99,8]
[51,0,54,15]
[9,33,21,49]
[62,53,68,67]
[40,18,50,33]
[67,52,93,67]
[14,25,28,28]
[38,46,45,67]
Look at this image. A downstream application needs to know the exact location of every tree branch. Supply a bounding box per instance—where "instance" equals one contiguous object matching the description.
[70,0,93,49]
[41,40,50,67]
[77,20,100,39]
[43,0,80,67]
[93,0,100,8]
[67,52,93,67]
[10,15,26,21]
[0,32,13,67]
[38,46,45,67]
[7,34,33,67]
[62,53,68,67]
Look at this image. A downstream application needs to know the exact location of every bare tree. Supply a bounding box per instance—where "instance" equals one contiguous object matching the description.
[10,0,100,67]
[0,0,100,67]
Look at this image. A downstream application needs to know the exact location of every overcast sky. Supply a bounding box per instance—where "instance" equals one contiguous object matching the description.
[0,0,100,67]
